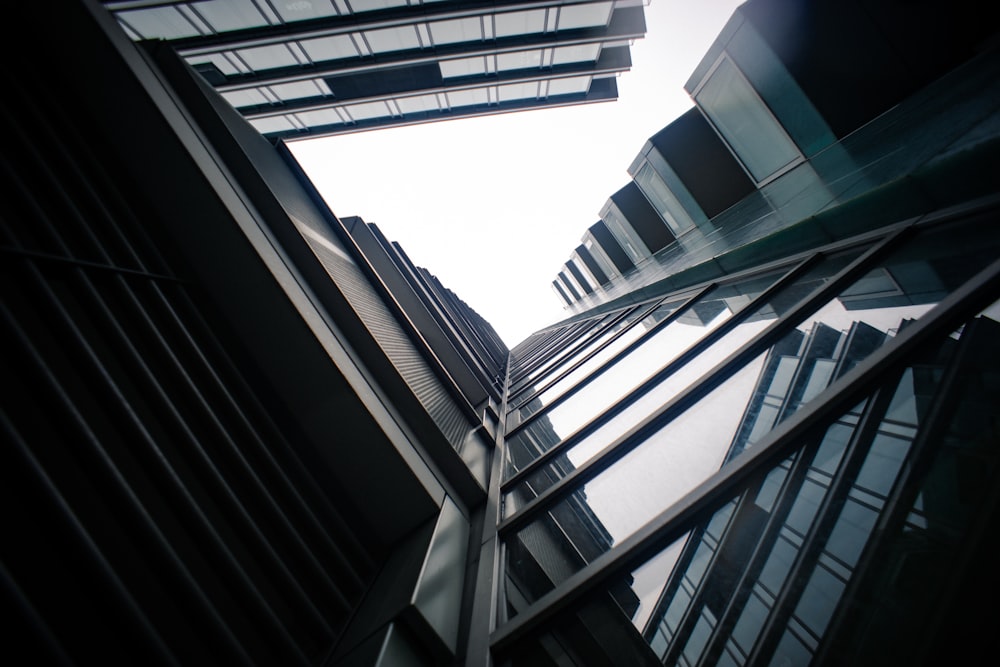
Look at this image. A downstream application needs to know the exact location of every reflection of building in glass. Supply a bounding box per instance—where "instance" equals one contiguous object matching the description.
[5,1,1000,666]
[102,0,646,139]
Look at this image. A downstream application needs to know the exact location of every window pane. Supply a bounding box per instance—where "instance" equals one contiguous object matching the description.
[268,80,328,102]
[395,94,440,114]
[299,34,359,62]
[117,7,200,39]
[250,115,296,134]
[494,9,546,38]
[274,0,338,22]
[497,50,543,71]
[347,0,406,13]
[696,57,800,182]
[429,17,482,45]
[236,44,298,71]
[194,0,269,32]
[547,75,591,96]
[221,88,269,108]
[294,108,343,127]
[364,25,420,53]
[498,82,538,102]
[344,100,391,119]
[186,53,239,76]
[439,56,486,78]
[635,162,697,236]
[551,43,601,65]
[556,1,613,30]
[445,88,488,108]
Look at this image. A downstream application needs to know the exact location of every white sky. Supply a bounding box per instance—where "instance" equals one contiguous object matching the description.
[289,0,745,346]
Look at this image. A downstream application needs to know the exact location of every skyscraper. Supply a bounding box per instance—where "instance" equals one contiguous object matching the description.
[101,0,646,139]
[3,1,999,666]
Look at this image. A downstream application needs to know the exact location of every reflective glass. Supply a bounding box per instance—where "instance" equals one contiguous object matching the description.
[347,0,406,12]
[439,56,486,78]
[551,43,601,65]
[696,57,801,182]
[494,9,546,38]
[268,80,328,102]
[395,94,440,114]
[513,298,690,421]
[503,265,795,487]
[446,88,488,108]
[498,82,538,102]
[548,76,591,96]
[635,162,696,236]
[187,53,239,76]
[496,50,543,71]
[556,1,613,30]
[295,108,343,127]
[364,25,420,53]
[222,88,269,108]
[429,17,483,45]
[249,115,297,134]
[499,226,1000,659]
[117,7,201,39]
[343,100,391,120]
[194,0,269,32]
[236,44,299,71]
[603,205,648,263]
[273,0,338,22]
[299,34,359,61]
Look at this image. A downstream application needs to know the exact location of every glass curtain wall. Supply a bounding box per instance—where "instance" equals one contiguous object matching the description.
[491,202,1000,665]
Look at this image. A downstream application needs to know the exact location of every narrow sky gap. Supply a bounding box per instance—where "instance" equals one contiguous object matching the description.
[289,0,744,345]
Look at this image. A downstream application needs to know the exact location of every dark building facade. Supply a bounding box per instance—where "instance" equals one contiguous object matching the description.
[4,1,1000,666]
[101,0,646,139]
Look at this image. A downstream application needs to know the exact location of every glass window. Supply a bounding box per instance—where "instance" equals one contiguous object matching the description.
[268,80,329,102]
[497,50,544,71]
[363,25,420,53]
[494,9,546,38]
[439,56,487,78]
[547,76,591,96]
[249,115,296,134]
[695,56,801,183]
[634,162,697,236]
[602,205,648,264]
[117,7,201,39]
[551,43,601,66]
[273,0,339,22]
[445,88,488,108]
[193,0,269,32]
[221,88,269,108]
[299,34,359,61]
[556,1,613,30]
[498,82,538,102]
[236,44,299,71]
[294,108,344,127]
[343,100,391,120]
[395,94,440,114]
[347,0,406,13]
[429,17,483,45]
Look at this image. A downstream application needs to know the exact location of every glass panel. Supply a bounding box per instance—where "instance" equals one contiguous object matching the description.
[294,108,343,127]
[194,0,269,32]
[496,50,543,71]
[347,0,407,12]
[498,82,538,102]
[494,9,546,38]
[364,25,420,53]
[268,80,328,102]
[548,76,591,96]
[635,162,697,236]
[343,101,391,120]
[513,298,691,421]
[499,295,1000,666]
[511,313,623,395]
[117,7,201,39]
[236,44,299,71]
[439,56,486,78]
[445,88,488,108]
[603,205,648,264]
[249,116,297,134]
[696,57,801,182]
[221,89,269,108]
[273,0,338,22]
[503,267,794,486]
[551,43,601,66]
[395,94,440,114]
[299,34,359,62]
[556,1,613,30]
[429,17,483,45]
